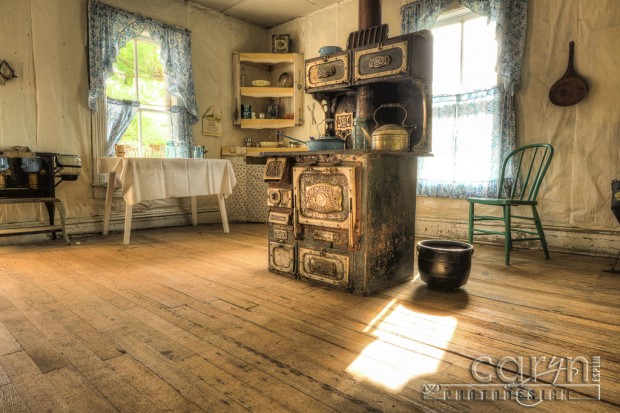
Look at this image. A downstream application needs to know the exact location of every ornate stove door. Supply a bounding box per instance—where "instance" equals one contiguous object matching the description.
[293,166,357,231]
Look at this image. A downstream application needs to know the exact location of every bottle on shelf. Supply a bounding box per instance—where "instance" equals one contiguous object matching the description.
[240,67,247,87]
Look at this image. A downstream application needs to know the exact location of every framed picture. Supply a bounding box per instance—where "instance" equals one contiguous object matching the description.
[272,34,290,53]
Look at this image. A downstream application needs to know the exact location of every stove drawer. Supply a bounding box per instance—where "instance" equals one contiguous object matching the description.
[353,40,407,82]
[269,241,296,275]
[305,51,350,92]
[268,210,292,226]
[302,226,349,249]
[298,247,350,287]
[268,224,293,242]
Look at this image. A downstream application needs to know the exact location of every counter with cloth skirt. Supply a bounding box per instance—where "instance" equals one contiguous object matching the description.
[97,157,236,244]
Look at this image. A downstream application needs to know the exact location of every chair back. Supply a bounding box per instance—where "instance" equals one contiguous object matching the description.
[498,144,554,201]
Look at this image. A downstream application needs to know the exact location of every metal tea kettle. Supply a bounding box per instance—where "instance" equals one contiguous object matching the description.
[361,103,411,151]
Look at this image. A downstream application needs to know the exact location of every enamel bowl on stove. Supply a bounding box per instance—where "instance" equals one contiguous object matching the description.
[319,46,342,56]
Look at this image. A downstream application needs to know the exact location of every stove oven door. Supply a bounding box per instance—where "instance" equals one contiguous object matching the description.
[269,240,295,275]
[298,247,350,287]
[293,166,357,231]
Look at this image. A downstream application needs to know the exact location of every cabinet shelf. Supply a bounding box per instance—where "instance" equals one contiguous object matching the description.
[233,52,304,129]
[239,53,296,65]
[241,87,294,98]
[240,118,296,129]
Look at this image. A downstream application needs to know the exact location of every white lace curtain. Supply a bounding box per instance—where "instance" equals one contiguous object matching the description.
[401,0,528,198]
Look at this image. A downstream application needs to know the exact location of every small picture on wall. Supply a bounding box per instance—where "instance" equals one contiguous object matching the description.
[272,34,290,53]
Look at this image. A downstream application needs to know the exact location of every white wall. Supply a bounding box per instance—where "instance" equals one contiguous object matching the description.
[1,0,618,255]
[270,0,620,256]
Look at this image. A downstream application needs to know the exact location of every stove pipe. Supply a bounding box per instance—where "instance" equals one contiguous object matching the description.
[356,0,382,122]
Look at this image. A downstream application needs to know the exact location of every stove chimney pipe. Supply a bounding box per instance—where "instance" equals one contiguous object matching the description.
[356,0,382,136]
[359,0,381,29]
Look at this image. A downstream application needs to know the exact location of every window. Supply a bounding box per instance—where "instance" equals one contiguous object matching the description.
[88,0,198,176]
[432,10,497,95]
[417,8,502,198]
[105,34,171,158]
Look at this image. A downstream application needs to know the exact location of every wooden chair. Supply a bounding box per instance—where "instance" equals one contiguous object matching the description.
[467,144,554,265]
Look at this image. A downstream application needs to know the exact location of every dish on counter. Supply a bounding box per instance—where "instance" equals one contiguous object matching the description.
[251,79,271,87]
[259,142,281,148]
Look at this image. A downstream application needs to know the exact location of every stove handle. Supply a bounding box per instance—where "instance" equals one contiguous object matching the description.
[348,197,354,249]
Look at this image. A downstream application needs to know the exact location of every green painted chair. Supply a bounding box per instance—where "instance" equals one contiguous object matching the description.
[467,144,555,265]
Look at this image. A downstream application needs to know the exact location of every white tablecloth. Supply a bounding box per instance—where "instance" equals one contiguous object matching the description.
[97,157,236,205]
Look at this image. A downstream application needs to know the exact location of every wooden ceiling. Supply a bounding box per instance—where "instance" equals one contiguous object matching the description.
[190,0,342,28]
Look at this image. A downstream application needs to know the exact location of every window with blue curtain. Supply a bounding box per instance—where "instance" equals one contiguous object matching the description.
[87,0,198,157]
[401,0,528,198]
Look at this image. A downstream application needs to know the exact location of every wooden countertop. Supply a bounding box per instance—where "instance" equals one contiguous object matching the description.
[221,146,308,157]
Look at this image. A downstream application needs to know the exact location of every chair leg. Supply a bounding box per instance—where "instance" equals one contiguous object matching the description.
[531,205,550,259]
[504,205,511,265]
[468,202,474,244]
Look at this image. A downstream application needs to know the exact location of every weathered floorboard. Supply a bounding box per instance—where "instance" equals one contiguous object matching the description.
[0,223,617,412]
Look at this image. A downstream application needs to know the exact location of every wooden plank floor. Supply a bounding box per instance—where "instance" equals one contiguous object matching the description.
[0,223,618,412]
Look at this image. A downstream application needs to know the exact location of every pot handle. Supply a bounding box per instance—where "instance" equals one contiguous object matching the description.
[373,103,408,128]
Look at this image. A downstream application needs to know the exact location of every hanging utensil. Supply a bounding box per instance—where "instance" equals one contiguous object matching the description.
[549,41,589,107]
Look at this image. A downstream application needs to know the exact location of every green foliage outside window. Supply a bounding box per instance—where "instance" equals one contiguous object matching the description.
[106,36,170,157]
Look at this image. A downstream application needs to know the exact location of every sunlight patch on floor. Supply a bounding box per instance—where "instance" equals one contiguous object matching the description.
[346,298,457,391]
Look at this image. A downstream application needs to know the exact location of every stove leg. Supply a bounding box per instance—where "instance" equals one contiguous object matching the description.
[44,201,57,240]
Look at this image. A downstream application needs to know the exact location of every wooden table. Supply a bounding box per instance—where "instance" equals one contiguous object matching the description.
[97,157,236,244]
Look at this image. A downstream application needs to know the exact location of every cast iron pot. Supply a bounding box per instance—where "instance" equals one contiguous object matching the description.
[417,240,474,290]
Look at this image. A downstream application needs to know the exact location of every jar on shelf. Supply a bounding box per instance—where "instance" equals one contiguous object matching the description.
[165,141,176,158]
[240,66,247,87]
[176,142,189,158]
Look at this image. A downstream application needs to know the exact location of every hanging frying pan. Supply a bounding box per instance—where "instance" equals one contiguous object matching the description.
[549,41,589,106]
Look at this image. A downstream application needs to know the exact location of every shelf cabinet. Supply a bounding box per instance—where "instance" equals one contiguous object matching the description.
[233,52,304,129]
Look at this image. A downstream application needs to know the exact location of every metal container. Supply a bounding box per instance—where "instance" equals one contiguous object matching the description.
[417,240,474,290]
[370,104,409,151]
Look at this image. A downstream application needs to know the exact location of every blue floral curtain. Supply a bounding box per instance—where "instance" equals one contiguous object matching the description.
[401,0,528,198]
[87,0,198,144]
[171,105,193,147]
[105,98,139,156]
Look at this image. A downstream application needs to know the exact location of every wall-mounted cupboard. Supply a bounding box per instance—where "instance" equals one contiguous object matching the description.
[232,52,304,129]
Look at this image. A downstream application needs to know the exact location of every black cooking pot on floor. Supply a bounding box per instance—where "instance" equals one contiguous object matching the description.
[417,240,474,290]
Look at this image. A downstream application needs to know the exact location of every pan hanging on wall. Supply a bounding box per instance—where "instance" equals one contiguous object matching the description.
[549,41,589,106]
[0,60,17,85]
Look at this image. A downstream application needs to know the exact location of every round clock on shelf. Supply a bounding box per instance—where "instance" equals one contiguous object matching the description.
[272,34,290,53]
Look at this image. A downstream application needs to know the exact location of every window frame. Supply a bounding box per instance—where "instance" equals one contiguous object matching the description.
[107,34,174,158]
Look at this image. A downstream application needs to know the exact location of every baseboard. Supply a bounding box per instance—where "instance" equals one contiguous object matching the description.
[3,211,615,258]
[0,209,224,246]
[415,216,620,258]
